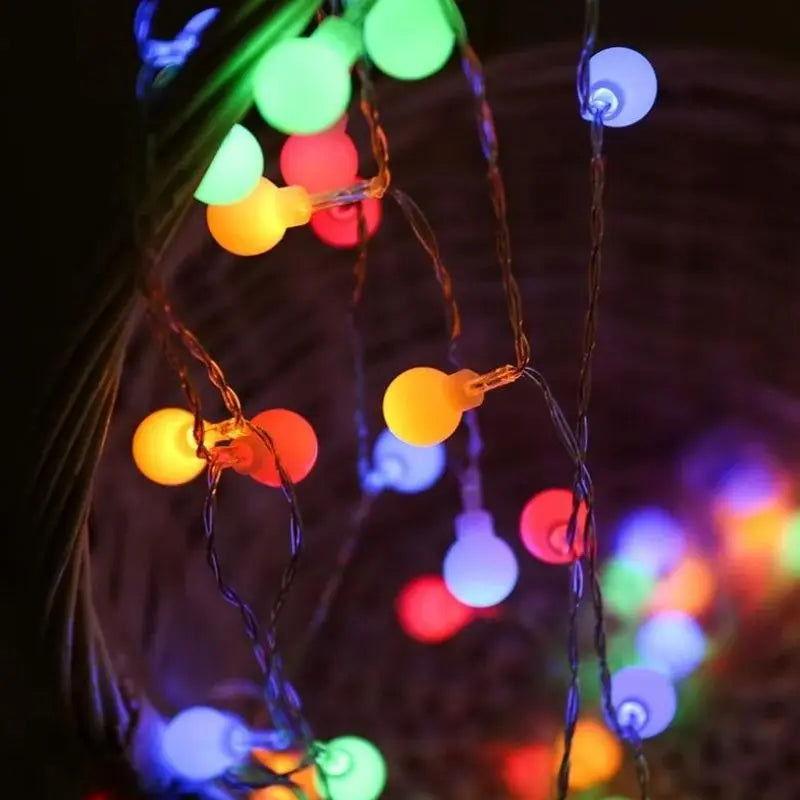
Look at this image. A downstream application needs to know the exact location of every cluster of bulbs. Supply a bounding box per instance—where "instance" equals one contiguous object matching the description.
[159,705,386,799]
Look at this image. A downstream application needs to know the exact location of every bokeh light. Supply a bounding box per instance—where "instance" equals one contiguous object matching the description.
[519,488,587,564]
[780,510,800,576]
[500,742,553,800]
[649,555,715,616]
[552,719,622,790]
[194,124,264,206]
[614,506,685,577]
[714,458,783,514]
[310,197,382,248]
[368,428,445,494]
[315,735,387,800]
[636,610,708,680]
[609,666,677,739]
[601,557,656,619]
[244,409,319,487]
[395,574,474,643]
[252,749,318,799]
[279,127,358,194]
[132,408,205,486]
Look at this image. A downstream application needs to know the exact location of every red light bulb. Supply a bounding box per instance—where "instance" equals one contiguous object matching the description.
[395,574,474,643]
[310,195,382,248]
[279,127,358,194]
[500,743,553,800]
[237,409,319,487]
[519,488,587,564]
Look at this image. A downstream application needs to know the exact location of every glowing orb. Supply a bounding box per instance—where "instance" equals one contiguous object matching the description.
[649,555,715,616]
[395,574,473,643]
[368,428,445,494]
[310,197,382,248]
[500,743,553,800]
[609,666,677,739]
[552,718,622,790]
[132,408,205,486]
[279,127,358,194]
[519,488,587,564]
[636,610,708,680]
[194,124,263,205]
[315,735,387,800]
[614,506,685,577]
[245,409,319,487]
[601,557,656,619]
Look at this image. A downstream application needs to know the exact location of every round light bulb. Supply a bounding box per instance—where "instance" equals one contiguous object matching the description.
[194,124,264,205]
[370,428,445,494]
[614,507,686,577]
[161,706,248,782]
[443,510,518,607]
[649,555,715,616]
[242,408,319,487]
[310,197,382,248]
[395,574,473,643]
[315,735,387,800]
[552,718,622,790]
[132,408,205,486]
[279,127,358,194]
[500,743,553,800]
[363,0,455,80]
[636,610,708,680]
[601,557,656,619]
[582,47,657,127]
[519,488,587,564]
[383,367,483,446]
[206,178,311,256]
[608,666,677,739]
[253,18,361,134]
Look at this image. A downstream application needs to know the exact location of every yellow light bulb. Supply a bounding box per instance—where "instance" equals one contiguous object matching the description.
[132,408,206,486]
[382,367,483,446]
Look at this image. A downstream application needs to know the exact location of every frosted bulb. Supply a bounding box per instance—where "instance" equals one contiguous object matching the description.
[614,507,686,577]
[315,735,387,800]
[552,718,622,790]
[132,408,206,486]
[582,47,657,127]
[519,488,587,564]
[636,610,708,680]
[194,124,264,205]
[279,126,358,193]
[363,0,455,80]
[395,574,473,643]
[253,17,362,134]
[383,367,483,446]
[367,428,445,494]
[443,510,518,607]
[161,706,249,781]
[601,557,656,619]
[310,197,382,248]
[608,666,677,739]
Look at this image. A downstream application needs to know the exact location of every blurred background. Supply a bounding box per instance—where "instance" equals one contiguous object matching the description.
[85,1,799,798]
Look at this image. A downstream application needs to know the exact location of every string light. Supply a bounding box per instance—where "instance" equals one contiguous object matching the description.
[582,47,658,128]
[636,611,708,680]
[364,429,445,494]
[194,124,264,206]
[614,506,686,577]
[519,488,587,564]
[315,735,387,800]
[552,719,622,791]
[206,178,311,256]
[132,407,207,485]
[395,574,473,643]
[609,666,677,739]
[279,125,358,194]
[443,509,518,608]
[253,16,362,134]
[310,197,382,249]
[601,557,656,620]
[382,367,484,446]
[363,0,455,80]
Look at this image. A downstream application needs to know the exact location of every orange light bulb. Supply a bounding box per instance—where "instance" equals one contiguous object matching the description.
[382,367,484,446]
[251,749,319,799]
[207,178,311,256]
[552,719,622,790]
[132,408,206,486]
[649,555,715,616]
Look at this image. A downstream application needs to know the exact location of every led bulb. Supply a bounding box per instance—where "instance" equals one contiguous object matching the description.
[519,488,587,564]
[132,408,206,486]
[601,557,656,619]
[206,178,311,256]
[254,17,362,134]
[582,47,657,127]
[395,574,473,643]
[194,124,264,205]
[649,555,715,616]
[614,507,686,577]
[369,428,445,494]
[363,0,455,80]
[310,197,382,248]
[608,666,677,739]
[161,706,249,782]
[382,367,483,446]
[552,718,622,791]
[636,610,707,680]
[443,510,518,607]
[240,408,319,487]
[280,126,358,193]
[315,735,387,800]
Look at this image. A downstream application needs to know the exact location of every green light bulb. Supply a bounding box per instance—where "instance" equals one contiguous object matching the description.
[601,557,656,619]
[781,510,800,577]
[315,735,387,800]
[253,17,361,134]
[364,0,456,81]
[194,124,264,205]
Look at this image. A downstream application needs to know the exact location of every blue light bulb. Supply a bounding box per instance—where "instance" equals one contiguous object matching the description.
[636,611,708,680]
[443,510,518,607]
[614,507,686,577]
[161,706,249,781]
[609,666,677,739]
[365,428,446,494]
[715,459,781,514]
[582,47,657,127]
